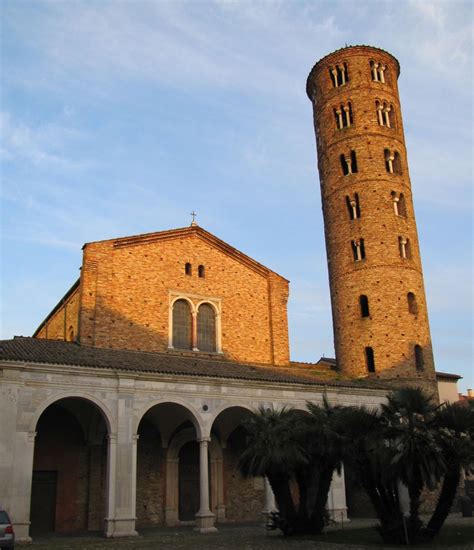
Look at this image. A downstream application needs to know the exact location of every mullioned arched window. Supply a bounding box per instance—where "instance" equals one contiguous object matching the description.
[329,63,349,87]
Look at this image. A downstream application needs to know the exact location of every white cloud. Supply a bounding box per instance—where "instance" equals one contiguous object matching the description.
[2,2,343,100]
[0,111,89,170]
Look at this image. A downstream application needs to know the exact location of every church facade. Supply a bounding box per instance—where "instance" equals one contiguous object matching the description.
[0,46,455,542]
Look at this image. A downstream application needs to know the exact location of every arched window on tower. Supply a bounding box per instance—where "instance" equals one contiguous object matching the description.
[334,102,353,130]
[370,60,387,83]
[414,345,424,371]
[359,295,370,317]
[198,265,205,278]
[172,299,192,350]
[329,63,349,87]
[340,150,358,175]
[365,346,375,373]
[346,193,360,220]
[351,238,365,261]
[376,101,395,128]
[197,303,216,352]
[185,262,192,276]
[385,150,402,174]
[391,191,407,216]
[407,292,418,315]
[398,236,411,259]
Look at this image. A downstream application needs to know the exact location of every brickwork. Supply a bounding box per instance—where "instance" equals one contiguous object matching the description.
[223,448,265,521]
[307,46,436,387]
[77,226,290,366]
[36,286,79,342]
[136,420,166,527]
[32,406,88,533]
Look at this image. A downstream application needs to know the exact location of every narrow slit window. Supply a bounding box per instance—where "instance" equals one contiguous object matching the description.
[198,265,205,278]
[185,262,192,276]
[398,193,407,216]
[365,346,375,373]
[341,154,350,176]
[393,152,402,174]
[351,150,358,172]
[346,193,360,220]
[414,345,424,371]
[407,292,418,315]
[360,295,370,317]
[67,326,74,342]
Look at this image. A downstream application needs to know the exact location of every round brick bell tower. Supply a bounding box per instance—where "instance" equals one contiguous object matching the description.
[307,45,436,388]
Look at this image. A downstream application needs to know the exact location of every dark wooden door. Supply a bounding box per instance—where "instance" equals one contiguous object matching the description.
[179,442,200,520]
[30,471,57,534]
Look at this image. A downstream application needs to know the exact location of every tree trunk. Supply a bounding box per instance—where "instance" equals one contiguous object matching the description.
[407,473,424,543]
[424,466,461,540]
[310,465,334,534]
[267,473,296,534]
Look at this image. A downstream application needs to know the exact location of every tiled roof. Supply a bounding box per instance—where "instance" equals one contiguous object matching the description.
[435,371,462,380]
[0,337,389,390]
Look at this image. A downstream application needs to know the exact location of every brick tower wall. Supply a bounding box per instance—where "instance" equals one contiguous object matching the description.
[307,46,436,389]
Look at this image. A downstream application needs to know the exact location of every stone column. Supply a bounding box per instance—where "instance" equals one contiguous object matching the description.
[104,378,139,538]
[192,311,199,351]
[327,465,349,522]
[8,431,36,542]
[194,438,217,533]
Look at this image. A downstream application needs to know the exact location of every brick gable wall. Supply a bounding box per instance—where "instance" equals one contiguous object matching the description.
[77,231,289,365]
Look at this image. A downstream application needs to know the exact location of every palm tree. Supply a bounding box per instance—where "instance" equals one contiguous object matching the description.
[302,399,345,534]
[238,406,307,533]
[335,405,407,544]
[424,401,474,540]
[381,387,445,543]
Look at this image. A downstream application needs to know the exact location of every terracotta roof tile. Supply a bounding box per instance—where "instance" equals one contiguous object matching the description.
[0,337,389,390]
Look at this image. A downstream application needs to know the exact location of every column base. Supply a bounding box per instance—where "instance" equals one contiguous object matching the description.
[328,507,350,523]
[194,511,217,533]
[104,517,138,538]
[13,522,31,542]
[165,507,179,527]
[216,504,226,522]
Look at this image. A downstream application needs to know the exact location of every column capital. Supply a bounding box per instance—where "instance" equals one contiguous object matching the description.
[197,436,211,444]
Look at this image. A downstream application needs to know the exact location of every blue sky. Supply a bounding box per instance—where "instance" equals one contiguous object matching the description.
[1,0,472,392]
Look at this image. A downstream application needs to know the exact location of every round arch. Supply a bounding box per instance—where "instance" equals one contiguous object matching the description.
[29,391,115,435]
[134,398,203,439]
[170,295,196,313]
[195,300,220,316]
[209,402,255,427]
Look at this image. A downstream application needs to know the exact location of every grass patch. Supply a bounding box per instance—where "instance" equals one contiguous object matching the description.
[314,523,474,547]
